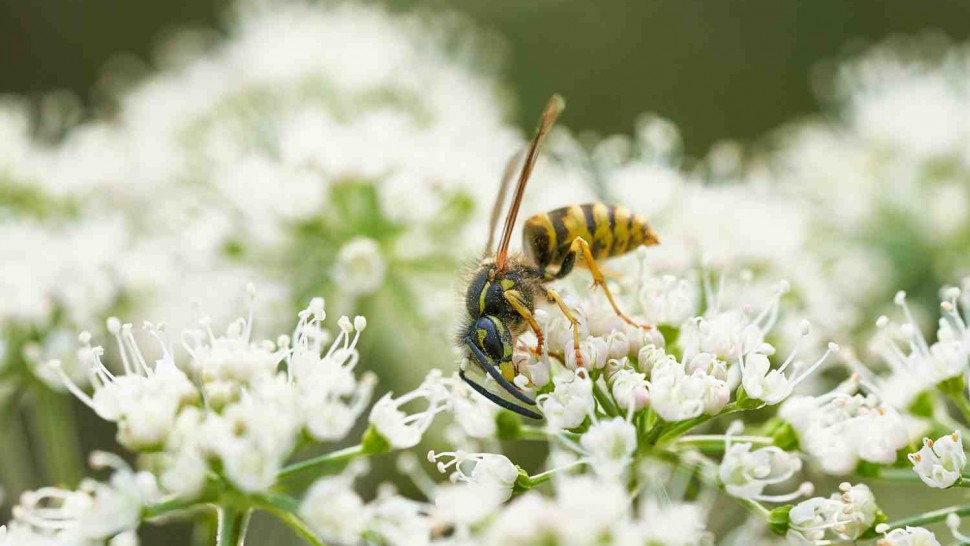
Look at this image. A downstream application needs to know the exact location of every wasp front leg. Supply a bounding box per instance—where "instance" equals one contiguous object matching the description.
[566,237,652,331]
[504,290,544,355]
[544,288,584,368]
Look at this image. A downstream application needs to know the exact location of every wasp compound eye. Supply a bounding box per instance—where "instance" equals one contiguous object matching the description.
[473,316,511,363]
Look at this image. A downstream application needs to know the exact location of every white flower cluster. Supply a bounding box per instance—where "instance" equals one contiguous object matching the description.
[54,291,378,496]
[0,452,158,545]
[771,37,970,326]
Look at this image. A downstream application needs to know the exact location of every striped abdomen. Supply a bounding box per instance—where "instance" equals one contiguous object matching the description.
[522,203,659,272]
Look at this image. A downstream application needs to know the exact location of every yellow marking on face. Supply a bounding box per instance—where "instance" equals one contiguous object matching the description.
[477,328,488,347]
[500,279,515,290]
[478,280,491,314]
[500,360,515,381]
[591,203,613,259]
[612,206,632,254]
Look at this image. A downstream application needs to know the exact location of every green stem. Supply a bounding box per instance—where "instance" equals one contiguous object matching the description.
[217,504,252,546]
[519,425,580,443]
[278,444,365,480]
[525,460,585,487]
[32,385,82,486]
[0,406,36,499]
[144,494,216,519]
[886,503,970,530]
[593,382,620,417]
[949,393,970,425]
[866,467,922,484]
[673,434,772,452]
[252,492,326,546]
[656,403,740,445]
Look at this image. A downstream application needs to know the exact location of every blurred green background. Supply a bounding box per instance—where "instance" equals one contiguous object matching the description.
[4,0,970,154]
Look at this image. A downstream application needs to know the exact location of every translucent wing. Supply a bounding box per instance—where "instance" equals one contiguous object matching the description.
[494,95,565,272]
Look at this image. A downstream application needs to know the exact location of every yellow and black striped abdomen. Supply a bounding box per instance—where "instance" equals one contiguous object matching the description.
[522,203,659,271]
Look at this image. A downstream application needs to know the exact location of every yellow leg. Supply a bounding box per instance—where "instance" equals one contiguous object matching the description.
[504,290,545,355]
[569,237,652,330]
[545,288,584,368]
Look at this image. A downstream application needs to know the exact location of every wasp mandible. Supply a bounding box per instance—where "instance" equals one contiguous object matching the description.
[458,95,661,419]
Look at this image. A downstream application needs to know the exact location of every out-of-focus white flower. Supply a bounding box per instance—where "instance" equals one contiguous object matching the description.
[638,274,697,326]
[780,383,909,475]
[574,416,637,479]
[300,469,369,545]
[876,525,941,546]
[788,483,879,543]
[638,499,711,546]
[719,422,811,502]
[536,368,594,430]
[368,487,432,546]
[909,431,966,489]
[333,237,387,297]
[369,370,449,449]
[5,452,159,544]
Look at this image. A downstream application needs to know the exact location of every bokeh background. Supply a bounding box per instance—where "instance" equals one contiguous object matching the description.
[5,1,970,544]
[5,0,970,154]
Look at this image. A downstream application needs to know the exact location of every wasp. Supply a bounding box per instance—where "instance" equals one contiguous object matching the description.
[458,95,661,419]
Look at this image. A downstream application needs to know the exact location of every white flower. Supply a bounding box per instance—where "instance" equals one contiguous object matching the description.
[789,483,879,542]
[649,359,727,422]
[428,451,517,525]
[6,452,159,543]
[638,500,710,546]
[576,417,637,479]
[877,526,940,546]
[638,274,697,326]
[444,374,500,440]
[908,431,966,489]
[780,384,908,475]
[287,305,376,442]
[300,471,369,544]
[428,450,518,500]
[740,322,839,406]
[608,365,650,411]
[54,322,197,450]
[719,423,811,502]
[369,370,449,449]
[536,368,595,430]
[333,237,387,297]
[368,489,432,546]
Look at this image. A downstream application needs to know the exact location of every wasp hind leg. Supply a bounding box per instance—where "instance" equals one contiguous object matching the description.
[565,237,652,331]
[459,370,542,420]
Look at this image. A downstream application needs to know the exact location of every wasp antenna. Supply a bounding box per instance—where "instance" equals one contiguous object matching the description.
[464,337,538,406]
[494,94,565,272]
[459,370,543,420]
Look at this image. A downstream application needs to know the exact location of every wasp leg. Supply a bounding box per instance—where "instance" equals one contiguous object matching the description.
[464,337,538,406]
[459,370,543,420]
[567,237,652,331]
[504,290,544,355]
[544,288,584,368]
